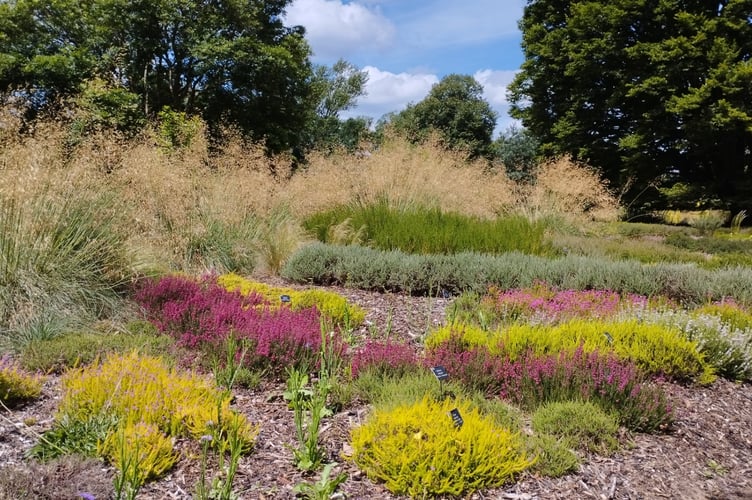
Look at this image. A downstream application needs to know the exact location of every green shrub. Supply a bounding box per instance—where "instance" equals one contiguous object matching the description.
[525,434,579,477]
[19,326,174,374]
[665,233,752,255]
[0,356,45,407]
[303,200,555,256]
[349,396,533,498]
[283,243,752,303]
[531,401,619,454]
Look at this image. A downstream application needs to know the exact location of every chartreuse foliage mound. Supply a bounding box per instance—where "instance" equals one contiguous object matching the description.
[32,352,258,486]
[349,396,533,498]
[427,319,714,383]
[0,355,44,407]
[217,272,365,327]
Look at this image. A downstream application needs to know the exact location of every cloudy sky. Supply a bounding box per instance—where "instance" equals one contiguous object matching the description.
[284,0,526,135]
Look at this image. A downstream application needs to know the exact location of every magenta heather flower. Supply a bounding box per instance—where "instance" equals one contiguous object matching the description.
[350,339,419,378]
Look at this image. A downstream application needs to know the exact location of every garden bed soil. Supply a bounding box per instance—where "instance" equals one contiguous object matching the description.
[1,281,751,499]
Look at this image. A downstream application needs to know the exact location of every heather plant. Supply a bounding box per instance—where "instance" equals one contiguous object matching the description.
[349,339,420,379]
[135,275,326,376]
[525,434,580,478]
[348,395,533,498]
[217,272,365,327]
[424,319,713,382]
[425,341,674,432]
[0,355,45,407]
[693,300,752,331]
[641,308,752,381]
[303,200,555,256]
[531,401,620,454]
[32,352,259,483]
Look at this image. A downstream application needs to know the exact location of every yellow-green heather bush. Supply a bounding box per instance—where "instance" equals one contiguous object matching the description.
[349,396,533,498]
[693,302,752,331]
[100,421,177,486]
[0,356,45,407]
[218,273,365,326]
[57,352,258,479]
[427,320,714,383]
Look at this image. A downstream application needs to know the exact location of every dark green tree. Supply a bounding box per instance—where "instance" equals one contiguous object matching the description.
[0,0,314,153]
[391,74,497,159]
[493,125,540,181]
[509,0,752,211]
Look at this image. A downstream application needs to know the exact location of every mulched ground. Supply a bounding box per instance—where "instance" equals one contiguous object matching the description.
[1,281,751,500]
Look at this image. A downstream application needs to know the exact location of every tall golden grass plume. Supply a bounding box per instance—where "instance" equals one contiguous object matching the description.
[282,134,517,219]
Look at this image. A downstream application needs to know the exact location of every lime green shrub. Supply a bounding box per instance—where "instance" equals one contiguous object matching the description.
[349,396,533,498]
[526,434,579,478]
[531,401,619,454]
[35,352,258,483]
[217,272,365,326]
[0,355,44,407]
[100,421,177,487]
[694,301,752,331]
[427,320,714,382]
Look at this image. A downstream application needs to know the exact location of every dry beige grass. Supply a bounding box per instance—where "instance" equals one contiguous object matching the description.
[516,156,622,223]
[282,134,518,219]
[1,115,622,272]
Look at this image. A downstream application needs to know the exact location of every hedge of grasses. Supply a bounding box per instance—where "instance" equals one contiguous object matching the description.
[303,201,555,256]
[282,243,752,303]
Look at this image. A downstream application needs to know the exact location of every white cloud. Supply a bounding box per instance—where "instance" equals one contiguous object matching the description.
[341,66,438,120]
[473,69,519,106]
[285,0,396,59]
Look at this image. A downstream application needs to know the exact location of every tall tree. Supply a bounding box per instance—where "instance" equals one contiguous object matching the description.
[509,0,752,210]
[0,0,314,153]
[391,74,497,159]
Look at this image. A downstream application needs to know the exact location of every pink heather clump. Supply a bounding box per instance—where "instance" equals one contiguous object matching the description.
[425,337,673,432]
[489,284,651,323]
[133,276,324,374]
[350,339,419,378]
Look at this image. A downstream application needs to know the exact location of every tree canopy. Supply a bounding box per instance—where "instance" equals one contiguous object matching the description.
[0,0,315,153]
[509,0,752,211]
[389,74,497,159]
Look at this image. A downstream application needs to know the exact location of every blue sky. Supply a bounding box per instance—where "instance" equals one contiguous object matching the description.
[284,0,527,135]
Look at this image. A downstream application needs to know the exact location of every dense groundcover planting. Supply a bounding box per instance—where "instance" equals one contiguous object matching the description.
[4,270,752,498]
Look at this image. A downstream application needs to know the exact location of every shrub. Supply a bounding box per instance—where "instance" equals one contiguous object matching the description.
[693,300,752,331]
[19,326,174,374]
[531,401,619,454]
[349,396,533,497]
[427,319,713,382]
[425,342,674,432]
[525,434,579,478]
[100,421,177,487]
[303,200,555,256]
[217,273,365,327]
[495,320,713,382]
[349,339,419,379]
[282,243,752,303]
[32,352,259,474]
[135,275,327,375]
[0,355,44,407]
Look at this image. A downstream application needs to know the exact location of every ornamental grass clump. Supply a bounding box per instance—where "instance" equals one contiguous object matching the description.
[0,354,44,407]
[349,339,419,379]
[217,272,365,327]
[349,396,533,498]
